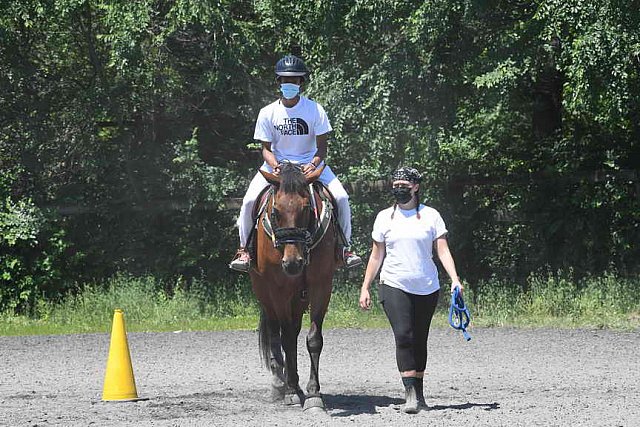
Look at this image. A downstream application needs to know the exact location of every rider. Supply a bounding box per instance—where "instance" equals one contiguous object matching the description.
[229,54,362,272]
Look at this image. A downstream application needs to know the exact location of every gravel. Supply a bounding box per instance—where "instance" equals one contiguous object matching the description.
[1,327,638,426]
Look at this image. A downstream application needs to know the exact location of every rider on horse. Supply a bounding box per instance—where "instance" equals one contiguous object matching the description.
[229,54,362,272]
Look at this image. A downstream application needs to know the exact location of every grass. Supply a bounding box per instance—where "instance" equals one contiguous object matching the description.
[1,272,639,336]
[470,271,640,329]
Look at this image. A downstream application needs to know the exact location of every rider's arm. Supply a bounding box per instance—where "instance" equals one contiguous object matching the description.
[311,133,328,167]
[303,133,328,175]
[261,141,280,172]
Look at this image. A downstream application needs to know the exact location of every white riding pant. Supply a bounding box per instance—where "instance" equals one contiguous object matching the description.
[237,164,351,247]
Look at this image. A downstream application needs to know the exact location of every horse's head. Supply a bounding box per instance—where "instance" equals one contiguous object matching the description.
[260,163,325,277]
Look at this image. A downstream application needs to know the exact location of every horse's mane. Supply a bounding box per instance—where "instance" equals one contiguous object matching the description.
[279,163,307,194]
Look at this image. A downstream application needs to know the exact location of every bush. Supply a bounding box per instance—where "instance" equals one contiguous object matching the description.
[0,197,79,313]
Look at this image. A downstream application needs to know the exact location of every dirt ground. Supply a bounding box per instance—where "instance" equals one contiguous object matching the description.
[1,327,638,426]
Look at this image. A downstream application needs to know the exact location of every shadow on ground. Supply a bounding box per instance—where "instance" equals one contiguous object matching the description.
[324,394,403,416]
[429,402,500,411]
[324,394,499,417]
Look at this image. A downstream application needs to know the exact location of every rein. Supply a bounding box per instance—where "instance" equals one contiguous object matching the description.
[448,286,472,341]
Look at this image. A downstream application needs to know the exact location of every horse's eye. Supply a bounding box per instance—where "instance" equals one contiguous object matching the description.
[272,207,279,218]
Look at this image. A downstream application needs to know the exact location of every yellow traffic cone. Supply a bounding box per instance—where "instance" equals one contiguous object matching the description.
[102,309,142,401]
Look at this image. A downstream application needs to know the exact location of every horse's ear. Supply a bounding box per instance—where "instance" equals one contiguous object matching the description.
[260,169,281,185]
[305,164,326,184]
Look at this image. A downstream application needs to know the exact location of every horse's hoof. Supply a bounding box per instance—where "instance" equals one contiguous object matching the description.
[283,392,302,406]
[268,385,285,402]
[401,403,418,414]
[303,396,326,413]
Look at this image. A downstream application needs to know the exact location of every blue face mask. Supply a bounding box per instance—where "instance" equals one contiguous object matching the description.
[280,83,300,99]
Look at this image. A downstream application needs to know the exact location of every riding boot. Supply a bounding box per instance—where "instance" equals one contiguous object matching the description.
[416,377,426,407]
[343,247,363,269]
[229,248,251,272]
[401,377,418,414]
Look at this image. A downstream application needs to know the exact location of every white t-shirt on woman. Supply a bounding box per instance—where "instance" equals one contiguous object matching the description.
[371,204,448,295]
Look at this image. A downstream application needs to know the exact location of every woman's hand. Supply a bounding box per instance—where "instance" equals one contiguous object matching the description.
[359,287,372,310]
[451,281,463,294]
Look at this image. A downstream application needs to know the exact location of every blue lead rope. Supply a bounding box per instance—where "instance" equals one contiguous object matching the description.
[448,286,472,341]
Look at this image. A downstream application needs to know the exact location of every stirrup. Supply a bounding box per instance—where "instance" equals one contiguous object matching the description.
[343,248,363,269]
[229,249,251,273]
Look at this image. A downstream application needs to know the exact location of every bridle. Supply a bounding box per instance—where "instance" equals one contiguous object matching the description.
[264,187,314,265]
[257,163,335,268]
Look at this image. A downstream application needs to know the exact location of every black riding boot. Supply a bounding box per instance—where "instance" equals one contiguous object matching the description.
[416,377,426,407]
[401,377,418,414]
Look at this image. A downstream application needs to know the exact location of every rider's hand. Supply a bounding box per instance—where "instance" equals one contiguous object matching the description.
[273,163,282,175]
[302,162,317,176]
[359,287,371,310]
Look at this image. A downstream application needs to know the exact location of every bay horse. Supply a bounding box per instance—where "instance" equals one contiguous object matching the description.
[250,162,339,413]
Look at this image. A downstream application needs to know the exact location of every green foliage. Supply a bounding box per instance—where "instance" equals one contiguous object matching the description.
[2,272,638,335]
[473,271,640,328]
[0,197,43,246]
[37,274,259,331]
[1,0,264,312]
[1,0,638,312]
[0,196,78,312]
[0,274,251,335]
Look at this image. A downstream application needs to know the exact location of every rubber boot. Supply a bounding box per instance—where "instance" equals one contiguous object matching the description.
[416,377,426,408]
[401,377,418,414]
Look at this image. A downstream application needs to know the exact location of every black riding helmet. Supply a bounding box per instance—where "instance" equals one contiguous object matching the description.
[275,55,308,80]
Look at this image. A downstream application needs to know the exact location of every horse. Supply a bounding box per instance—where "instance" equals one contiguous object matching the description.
[249,162,339,414]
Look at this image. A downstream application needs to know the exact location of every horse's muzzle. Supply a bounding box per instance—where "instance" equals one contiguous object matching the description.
[282,256,304,277]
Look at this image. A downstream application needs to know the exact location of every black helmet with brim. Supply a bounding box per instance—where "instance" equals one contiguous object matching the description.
[275,55,308,78]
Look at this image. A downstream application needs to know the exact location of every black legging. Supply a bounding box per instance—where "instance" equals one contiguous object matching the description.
[379,283,440,372]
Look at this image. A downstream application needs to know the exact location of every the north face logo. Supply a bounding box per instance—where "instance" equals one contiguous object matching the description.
[274,118,309,135]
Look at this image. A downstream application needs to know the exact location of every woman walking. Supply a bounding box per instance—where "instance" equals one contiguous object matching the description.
[359,166,463,413]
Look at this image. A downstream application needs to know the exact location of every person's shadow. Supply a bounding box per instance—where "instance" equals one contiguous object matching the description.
[324,394,499,417]
[429,402,500,411]
[324,394,402,416]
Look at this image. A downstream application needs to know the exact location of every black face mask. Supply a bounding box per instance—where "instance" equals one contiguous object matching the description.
[391,187,413,204]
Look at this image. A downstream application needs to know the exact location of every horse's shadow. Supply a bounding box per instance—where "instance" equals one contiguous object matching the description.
[324,394,500,417]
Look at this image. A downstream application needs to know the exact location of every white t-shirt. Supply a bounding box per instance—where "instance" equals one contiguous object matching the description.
[371,204,448,295]
[253,96,332,165]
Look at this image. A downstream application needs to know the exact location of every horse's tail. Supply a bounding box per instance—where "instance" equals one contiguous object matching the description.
[258,306,271,370]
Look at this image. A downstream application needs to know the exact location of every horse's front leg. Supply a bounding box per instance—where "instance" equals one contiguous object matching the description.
[281,319,303,406]
[304,305,329,412]
[266,318,286,402]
